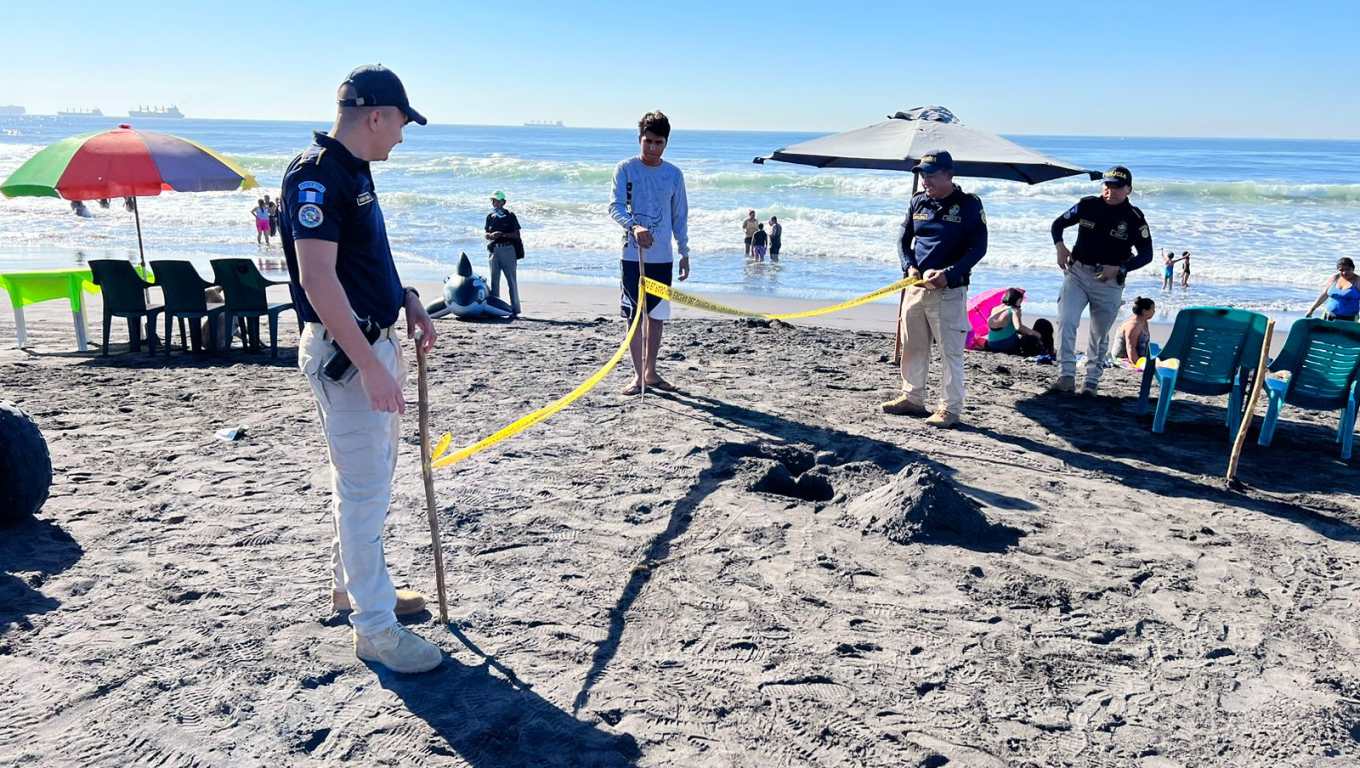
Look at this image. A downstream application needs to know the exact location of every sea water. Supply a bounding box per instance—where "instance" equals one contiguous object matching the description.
[2,115,1357,317]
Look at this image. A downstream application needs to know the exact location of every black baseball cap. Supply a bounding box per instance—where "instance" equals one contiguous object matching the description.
[913,150,954,174]
[1101,165,1132,187]
[338,65,427,126]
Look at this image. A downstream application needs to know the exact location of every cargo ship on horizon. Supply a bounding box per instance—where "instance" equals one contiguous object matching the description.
[57,107,103,117]
[128,105,184,119]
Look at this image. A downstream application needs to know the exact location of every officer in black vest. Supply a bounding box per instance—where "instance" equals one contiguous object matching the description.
[278,65,442,675]
[1050,165,1153,395]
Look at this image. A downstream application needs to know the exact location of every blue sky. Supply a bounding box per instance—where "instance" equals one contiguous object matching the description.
[6,1,1358,138]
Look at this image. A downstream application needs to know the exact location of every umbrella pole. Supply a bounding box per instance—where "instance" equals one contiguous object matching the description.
[132,198,153,321]
[892,172,920,365]
[132,198,147,275]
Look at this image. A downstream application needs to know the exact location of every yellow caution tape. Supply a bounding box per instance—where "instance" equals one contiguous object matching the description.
[428,273,920,472]
[643,275,923,321]
[430,303,644,470]
[431,432,452,461]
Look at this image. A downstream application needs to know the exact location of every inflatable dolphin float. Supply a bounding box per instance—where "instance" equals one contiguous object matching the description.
[426,253,514,320]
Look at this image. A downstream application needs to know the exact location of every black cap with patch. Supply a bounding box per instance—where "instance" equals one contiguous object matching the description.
[338,65,427,126]
[1101,165,1132,187]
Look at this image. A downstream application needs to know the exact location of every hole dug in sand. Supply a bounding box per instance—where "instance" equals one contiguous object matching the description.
[841,462,1022,551]
[739,443,837,503]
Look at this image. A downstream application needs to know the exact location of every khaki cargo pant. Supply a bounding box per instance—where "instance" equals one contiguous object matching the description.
[899,285,968,414]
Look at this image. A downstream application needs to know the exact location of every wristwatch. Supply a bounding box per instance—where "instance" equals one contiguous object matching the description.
[403,286,420,303]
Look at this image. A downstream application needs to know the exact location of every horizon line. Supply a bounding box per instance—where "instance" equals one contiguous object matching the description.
[4,112,1359,144]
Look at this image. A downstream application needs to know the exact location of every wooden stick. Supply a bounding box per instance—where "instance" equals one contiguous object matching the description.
[891,289,905,365]
[891,171,922,366]
[638,244,648,398]
[414,329,450,624]
[1226,319,1275,485]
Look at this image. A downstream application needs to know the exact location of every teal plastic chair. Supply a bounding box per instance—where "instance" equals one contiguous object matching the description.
[1256,318,1360,459]
[88,259,163,355]
[209,258,295,357]
[1136,307,1269,439]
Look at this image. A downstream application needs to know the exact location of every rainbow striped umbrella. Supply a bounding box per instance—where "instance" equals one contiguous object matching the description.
[1,123,257,270]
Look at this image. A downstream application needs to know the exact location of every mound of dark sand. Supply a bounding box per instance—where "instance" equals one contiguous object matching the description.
[842,462,1019,549]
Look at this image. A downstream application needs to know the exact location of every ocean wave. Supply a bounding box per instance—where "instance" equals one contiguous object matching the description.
[390,152,1360,206]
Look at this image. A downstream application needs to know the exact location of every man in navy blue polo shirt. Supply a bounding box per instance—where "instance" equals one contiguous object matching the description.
[881,150,988,428]
[279,64,441,675]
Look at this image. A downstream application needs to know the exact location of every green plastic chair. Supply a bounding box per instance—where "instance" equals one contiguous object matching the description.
[1257,318,1360,459]
[209,258,296,357]
[88,259,164,355]
[149,260,226,355]
[1136,307,1269,439]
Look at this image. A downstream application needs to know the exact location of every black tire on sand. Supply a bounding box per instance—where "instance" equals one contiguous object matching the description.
[0,400,53,527]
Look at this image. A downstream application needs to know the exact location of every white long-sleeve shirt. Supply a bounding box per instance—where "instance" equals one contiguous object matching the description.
[608,157,689,263]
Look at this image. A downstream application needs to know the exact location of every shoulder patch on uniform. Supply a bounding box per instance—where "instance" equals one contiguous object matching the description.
[297,203,324,229]
[1139,224,1150,239]
[297,180,325,205]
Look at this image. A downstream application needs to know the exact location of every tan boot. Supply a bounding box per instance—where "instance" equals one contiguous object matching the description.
[881,394,930,416]
[333,589,427,616]
[924,409,960,428]
[354,625,442,674]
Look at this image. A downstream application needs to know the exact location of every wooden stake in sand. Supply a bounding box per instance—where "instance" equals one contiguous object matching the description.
[891,171,922,366]
[1226,319,1275,487]
[414,329,450,623]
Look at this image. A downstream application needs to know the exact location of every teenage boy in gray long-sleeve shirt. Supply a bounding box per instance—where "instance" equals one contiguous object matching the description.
[609,110,690,395]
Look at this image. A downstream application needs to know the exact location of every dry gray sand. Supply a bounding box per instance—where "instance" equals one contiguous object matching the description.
[2,282,1359,767]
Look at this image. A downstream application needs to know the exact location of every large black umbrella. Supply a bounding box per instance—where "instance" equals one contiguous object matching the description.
[755,106,1097,183]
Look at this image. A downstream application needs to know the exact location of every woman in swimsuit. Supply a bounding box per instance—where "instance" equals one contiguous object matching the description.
[1305,257,1360,322]
[984,288,1053,356]
[1113,296,1156,367]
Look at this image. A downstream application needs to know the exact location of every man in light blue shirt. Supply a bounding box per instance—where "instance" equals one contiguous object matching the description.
[609,110,690,395]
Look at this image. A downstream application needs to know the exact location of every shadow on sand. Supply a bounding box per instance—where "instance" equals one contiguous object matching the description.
[983,391,1360,542]
[368,624,640,768]
[0,517,83,637]
[570,389,1025,714]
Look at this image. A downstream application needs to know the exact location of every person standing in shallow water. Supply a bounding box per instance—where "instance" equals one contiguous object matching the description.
[609,110,690,396]
[742,209,758,258]
[251,198,272,247]
[768,216,782,261]
[751,223,768,261]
